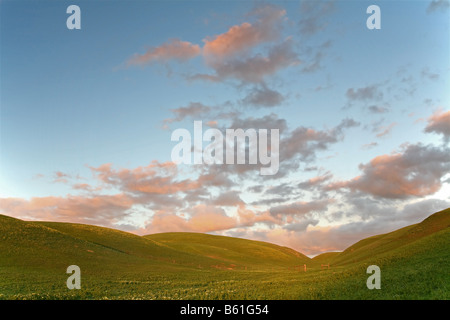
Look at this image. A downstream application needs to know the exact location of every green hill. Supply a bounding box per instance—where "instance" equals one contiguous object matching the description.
[312,252,341,264]
[0,207,448,299]
[145,232,312,269]
[35,221,221,269]
[0,214,313,299]
[0,214,310,272]
[329,208,450,266]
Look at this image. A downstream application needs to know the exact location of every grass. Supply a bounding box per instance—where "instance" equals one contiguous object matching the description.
[0,208,448,300]
[312,252,341,264]
[145,232,312,268]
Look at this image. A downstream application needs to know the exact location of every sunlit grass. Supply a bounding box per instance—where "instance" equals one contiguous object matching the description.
[0,209,448,300]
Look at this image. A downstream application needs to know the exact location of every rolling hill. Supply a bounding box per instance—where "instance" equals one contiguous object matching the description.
[324,207,450,266]
[312,252,341,264]
[145,232,311,269]
[0,214,311,273]
[0,207,448,299]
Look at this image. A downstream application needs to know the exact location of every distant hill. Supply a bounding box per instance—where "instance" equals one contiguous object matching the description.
[1,208,449,270]
[0,215,310,274]
[324,207,450,266]
[145,232,312,269]
[1,208,448,270]
[312,252,341,264]
[0,208,448,299]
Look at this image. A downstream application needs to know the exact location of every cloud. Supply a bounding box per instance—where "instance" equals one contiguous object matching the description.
[186,204,238,232]
[127,4,295,85]
[0,194,134,227]
[229,113,288,133]
[281,118,359,162]
[251,196,292,206]
[90,161,200,196]
[399,198,450,222]
[249,226,355,256]
[164,102,212,125]
[300,40,332,73]
[210,191,245,206]
[127,39,201,65]
[368,105,389,114]
[196,167,236,189]
[328,196,450,239]
[346,85,383,102]
[72,183,95,191]
[298,1,335,36]
[186,73,222,83]
[424,108,450,143]
[283,218,319,232]
[297,172,333,190]
[264,183,296,196]
[53,171,70,184]
[421,67,440,80]
[140,204,274,234]
[427,0,450,13]
[247,197,450,256]
[375,122,397,138]
[269,199,332,217]
[247,185,264,193]
[190,115,358,178]
[236,204,276,226]
[203,22,259,58]
[203,4,286,60]
[241,86,285,108]
[361,142,378,150]
[327,143,450,199]
[204,38,300,83]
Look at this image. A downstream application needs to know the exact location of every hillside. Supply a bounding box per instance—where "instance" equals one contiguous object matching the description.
[0,208,449,299]
[36,221,221,269]
[145,232,312,268]
[312,252,341,264]
[328,207,450,266]
[0,215,310,272]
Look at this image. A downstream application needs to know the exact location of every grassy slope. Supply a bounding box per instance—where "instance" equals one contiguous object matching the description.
[312,252,341,264]
[0,208,449,299]
[330,208,450,266]
[37,222,311,269]
[320,226,450,299]
[308,208,450,299]
[36,222,223,269]
[0,214,311,298]
[145,232,313,268]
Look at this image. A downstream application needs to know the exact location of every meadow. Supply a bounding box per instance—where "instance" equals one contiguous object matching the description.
[0,208,448,300]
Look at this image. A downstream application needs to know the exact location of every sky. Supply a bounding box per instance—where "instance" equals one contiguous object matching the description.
[1,0,449,256]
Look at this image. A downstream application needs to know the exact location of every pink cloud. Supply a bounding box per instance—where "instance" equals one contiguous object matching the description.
[127,4,296,84]
[0,194,133,227]
[236,204,277,226]
[203,5,285,60]
[206,38,300,83]
[326,143,450,199]
[376,122,397,138]
[425,108,450,142]
[139,204,238,234]
[127,39,201,65]
[90,161,201,195]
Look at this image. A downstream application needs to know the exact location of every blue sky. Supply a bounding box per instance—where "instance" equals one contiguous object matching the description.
[1,0,449,255]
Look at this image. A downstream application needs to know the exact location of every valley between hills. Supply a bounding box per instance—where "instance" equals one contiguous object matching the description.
[0,208,448,299]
